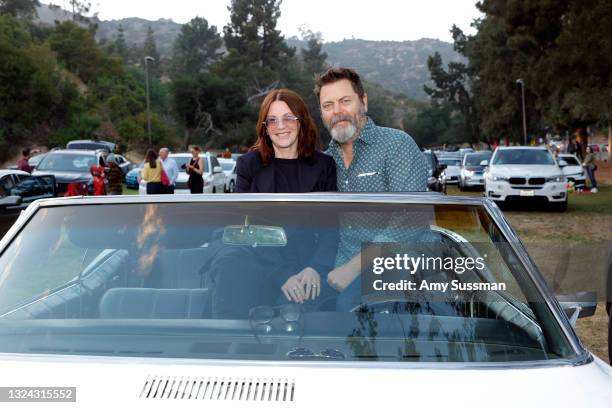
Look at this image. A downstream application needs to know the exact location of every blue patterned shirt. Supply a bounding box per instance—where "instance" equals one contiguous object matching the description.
[326,117,431,267]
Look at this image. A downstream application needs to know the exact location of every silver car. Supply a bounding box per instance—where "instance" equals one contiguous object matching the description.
[0,194,609,406]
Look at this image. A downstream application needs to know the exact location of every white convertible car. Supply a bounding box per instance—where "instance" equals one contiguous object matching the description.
[0,194,610,406]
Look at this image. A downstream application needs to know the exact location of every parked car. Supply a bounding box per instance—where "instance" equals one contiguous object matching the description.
[139,153,227,194]
[0,193,610,406]
[484,146,567,211]
[107,154,134,177]
[558,154,586,190]
[33,149,106,196]
[0,169,56,237]
[218,158,237,193]
[437,156,462,186]
[125,162,143,189]
[66,139,116,153]
[459,151,492,191]
[422,151,446,193]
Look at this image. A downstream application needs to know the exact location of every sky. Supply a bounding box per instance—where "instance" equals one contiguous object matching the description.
[56,0,483,43]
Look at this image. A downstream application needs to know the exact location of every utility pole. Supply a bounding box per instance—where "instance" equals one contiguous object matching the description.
[144,56,155,147]
[516,78,527,146]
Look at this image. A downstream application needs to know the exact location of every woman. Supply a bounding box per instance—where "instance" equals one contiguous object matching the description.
[105,155,123,195]
[211,89,338,318]
[89,157,106,196]
[185,145,204,194]
[140,149,165,194]
[583,145,598,193]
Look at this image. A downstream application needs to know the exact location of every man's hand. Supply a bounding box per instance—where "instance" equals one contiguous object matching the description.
[327,264,360,292]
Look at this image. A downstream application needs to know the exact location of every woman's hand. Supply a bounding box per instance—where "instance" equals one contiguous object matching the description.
[296,267,321,300]
[281,275,306,304]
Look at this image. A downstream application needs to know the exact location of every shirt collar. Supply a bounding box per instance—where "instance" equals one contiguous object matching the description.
[328,116,376,151]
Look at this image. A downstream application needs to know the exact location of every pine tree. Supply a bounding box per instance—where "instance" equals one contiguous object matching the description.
[114,24,128,63]
[171,17,223,79]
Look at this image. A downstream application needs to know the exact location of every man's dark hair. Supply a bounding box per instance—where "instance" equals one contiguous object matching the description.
[22,148,31,157]
[314,67,365,102]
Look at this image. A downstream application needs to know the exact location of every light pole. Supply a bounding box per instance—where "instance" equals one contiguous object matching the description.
[144,56,155,147]
[516,78,527,146]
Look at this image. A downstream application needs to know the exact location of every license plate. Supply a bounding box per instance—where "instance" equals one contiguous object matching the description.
[519,190,535,197]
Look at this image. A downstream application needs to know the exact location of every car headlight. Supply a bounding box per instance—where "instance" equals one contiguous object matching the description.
[463,170,474,177]
[568,172,584,176]
[545,175,565,182]
[487,174,508,182]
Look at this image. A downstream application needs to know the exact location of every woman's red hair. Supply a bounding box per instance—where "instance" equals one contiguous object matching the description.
[252,88,319,166]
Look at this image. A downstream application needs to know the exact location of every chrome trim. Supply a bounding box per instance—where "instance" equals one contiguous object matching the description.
[482,199,588,362]
[0,352,594,371]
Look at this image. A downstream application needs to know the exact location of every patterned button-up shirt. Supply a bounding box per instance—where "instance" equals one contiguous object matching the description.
[326,117,432,267]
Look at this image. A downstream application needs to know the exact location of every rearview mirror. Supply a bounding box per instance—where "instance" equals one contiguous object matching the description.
[556,291,597,327]
[480,160,489,166]
[0,195,22,208]
[223,216,287,247]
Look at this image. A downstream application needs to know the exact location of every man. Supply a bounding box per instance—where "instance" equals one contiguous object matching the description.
[159,147,178,194]
[314,67,430,310]
[16,148,32,173]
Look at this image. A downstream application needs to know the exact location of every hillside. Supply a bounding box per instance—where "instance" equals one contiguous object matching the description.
[36,4,462,100]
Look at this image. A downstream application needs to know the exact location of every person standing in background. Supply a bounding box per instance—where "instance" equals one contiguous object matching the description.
[159,147,178,194]
[186,145,204,194]
[16,148,32,173]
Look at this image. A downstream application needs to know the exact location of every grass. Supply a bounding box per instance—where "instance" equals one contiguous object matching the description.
[568,186,612,214]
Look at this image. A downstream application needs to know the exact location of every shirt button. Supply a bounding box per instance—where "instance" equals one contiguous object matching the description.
[345,180,349,184]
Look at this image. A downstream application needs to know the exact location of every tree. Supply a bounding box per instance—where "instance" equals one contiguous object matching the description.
[172,73,249,148]
[114,24,128,63]
[0,0,39,19]
[142,26,160,78]
[47,21,122,83]
[171,17,223,80]
[218,0,295,99]
[68,0,91,23]
[299,28,327,77]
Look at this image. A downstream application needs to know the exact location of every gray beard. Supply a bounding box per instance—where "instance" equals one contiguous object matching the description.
[331,122,358,144]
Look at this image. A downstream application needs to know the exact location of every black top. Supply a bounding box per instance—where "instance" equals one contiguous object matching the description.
[235,150,337,193]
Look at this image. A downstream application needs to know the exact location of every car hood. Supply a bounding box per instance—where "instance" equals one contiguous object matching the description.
[562,165,584,175]
[0,355,610,407]
[126,169,141,178]
[463,166,485,172]
[33,170,91,183]
[443,167,461,176]
[487,165,563,178]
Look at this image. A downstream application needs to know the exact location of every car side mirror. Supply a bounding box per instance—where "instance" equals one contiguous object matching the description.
[556,291,597,327]
[0,195,22,208]
[480,160,489,166]
[213,166,223,174]
[558,159,568,167]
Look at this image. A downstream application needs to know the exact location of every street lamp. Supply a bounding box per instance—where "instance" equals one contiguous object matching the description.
[516,78,527,146]
[144,56,156,147]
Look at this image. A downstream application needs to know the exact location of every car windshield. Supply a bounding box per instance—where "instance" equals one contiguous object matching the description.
[0,201,574,363]
[67,142,111,151]
[37,153,97,172]
[464,154,491,166]
[492,149,556,165]
[220,161,235,172]
[170,156,192,170]
[560,156,580,166]
[439,159,461,166]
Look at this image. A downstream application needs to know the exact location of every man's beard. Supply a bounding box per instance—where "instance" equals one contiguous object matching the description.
[326,105,367,144]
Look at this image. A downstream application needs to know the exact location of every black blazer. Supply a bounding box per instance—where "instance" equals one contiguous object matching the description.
[235,150,337,193]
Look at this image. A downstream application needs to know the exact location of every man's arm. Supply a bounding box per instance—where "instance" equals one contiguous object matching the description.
[386,133,428,192]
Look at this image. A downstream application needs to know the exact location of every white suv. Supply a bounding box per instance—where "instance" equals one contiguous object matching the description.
[484,147,567,211]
